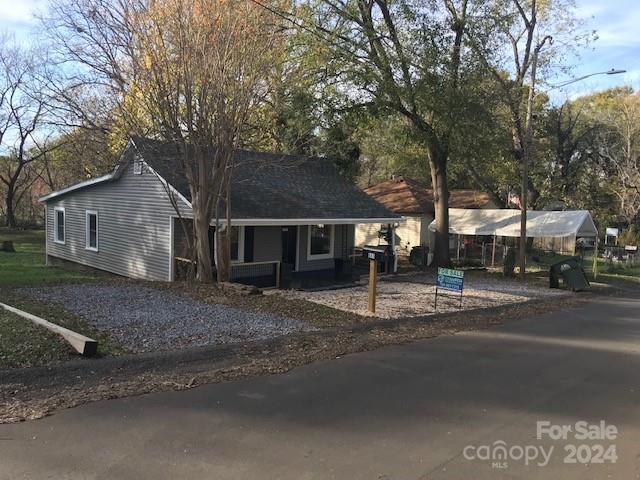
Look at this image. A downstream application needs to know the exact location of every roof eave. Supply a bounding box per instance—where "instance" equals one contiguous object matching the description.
[39,173,115,203]
[212,217,404,226]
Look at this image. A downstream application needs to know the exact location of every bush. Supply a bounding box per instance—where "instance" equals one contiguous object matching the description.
[619,226,640,247]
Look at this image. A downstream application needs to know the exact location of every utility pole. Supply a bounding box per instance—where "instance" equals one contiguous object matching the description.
[519,39,548,279]
[518,65,626,279]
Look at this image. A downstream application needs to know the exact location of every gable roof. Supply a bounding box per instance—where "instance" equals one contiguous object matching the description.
[363,177,434,215]
[363,177,494,215]
[39,137,399,222]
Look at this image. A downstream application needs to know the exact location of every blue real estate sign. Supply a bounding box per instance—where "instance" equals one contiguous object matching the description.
[436,267,465,293]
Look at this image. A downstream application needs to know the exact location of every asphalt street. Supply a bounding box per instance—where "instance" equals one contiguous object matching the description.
[2,290,639,479]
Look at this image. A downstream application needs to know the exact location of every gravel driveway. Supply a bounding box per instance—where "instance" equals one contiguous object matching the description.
[276,272,567,319]
[23,284,310,353]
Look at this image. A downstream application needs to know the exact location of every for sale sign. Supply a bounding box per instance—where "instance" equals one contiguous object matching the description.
[436,267,465,293]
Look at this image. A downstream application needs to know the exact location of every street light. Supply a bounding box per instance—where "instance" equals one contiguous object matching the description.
[550,68,627,89]
[518,67,626,280]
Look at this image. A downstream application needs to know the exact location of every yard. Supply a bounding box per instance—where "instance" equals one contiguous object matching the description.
[0,228,331,367]
[0,227,624,422]
[275,271,567,318]
[2,228,631,370]
[0,229,119,368]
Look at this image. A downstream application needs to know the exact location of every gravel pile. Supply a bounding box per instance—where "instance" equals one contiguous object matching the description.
[23,284,310,353]
[278,272,567,319]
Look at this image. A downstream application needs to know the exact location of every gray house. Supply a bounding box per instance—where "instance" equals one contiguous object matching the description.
[40,137,400,286]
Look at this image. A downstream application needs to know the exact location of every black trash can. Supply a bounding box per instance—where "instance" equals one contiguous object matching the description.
[549,256,590,291]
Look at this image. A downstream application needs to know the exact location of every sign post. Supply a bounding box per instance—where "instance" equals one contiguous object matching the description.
[368,257,377,313]
[362,246,386,314]
[434,267,465,310]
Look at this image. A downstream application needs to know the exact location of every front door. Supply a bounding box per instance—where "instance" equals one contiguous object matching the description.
[281,226,297,268]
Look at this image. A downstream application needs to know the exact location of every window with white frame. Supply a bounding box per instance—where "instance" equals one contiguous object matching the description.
[133,158,143,174]
[307,224,334,260]
[54,207,65,244]
[230,226,244,263]
[85,210,98,251]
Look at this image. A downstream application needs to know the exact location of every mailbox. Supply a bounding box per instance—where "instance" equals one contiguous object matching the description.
[362,245,387,262]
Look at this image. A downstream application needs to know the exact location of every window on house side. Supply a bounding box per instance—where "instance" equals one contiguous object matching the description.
[308,224,333,260]
[54,208,65,244]
[229,226,244,263]
[86,211,98,251]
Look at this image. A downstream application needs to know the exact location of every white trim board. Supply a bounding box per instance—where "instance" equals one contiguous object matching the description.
[306,224,335,261]
[85,210,99,252]
[212,218,403,226]
[39,174,113,203]
[53,207,65,244]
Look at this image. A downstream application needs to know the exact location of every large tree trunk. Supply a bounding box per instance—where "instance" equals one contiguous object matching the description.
[193,191,213,282]
[429,154,450,267]
[5,187,17,228]
[215,228,230,283]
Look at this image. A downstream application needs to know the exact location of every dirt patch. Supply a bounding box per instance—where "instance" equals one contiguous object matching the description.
[0,292,592,423]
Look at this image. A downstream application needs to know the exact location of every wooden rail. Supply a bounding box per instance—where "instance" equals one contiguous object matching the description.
[0,302,98,356]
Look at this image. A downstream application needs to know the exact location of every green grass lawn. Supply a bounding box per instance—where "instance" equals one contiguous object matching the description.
[0,228,120,368]
[588,258,640,284]
[0,228,98,286]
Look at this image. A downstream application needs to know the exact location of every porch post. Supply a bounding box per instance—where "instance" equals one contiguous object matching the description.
[491,235,496,267]
[368,258,377,313]
[390,223,398,273]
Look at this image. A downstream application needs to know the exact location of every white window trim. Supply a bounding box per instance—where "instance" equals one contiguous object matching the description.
[215,225,245,264]
[307,224,334,261]
[85,210,99,252]
[231,225,245,264]
[54,207,65,244]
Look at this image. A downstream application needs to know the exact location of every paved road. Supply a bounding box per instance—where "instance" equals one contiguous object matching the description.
[2,291,640,479]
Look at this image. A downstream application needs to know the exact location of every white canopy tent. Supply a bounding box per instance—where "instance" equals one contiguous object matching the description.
[428,209,598,238]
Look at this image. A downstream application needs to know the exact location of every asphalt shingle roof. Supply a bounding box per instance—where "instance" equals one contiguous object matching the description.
[363,176,494,214]
[130,137,399,221]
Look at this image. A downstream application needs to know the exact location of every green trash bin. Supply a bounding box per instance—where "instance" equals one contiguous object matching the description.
[549,256,590,292]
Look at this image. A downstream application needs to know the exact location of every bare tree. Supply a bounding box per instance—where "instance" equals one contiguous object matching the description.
[44,0,282,282]
[0,39,58,228]
[593,93,640,227]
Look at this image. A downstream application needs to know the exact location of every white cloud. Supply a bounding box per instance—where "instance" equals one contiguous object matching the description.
[583,2,640,48]
[0,0,43,25]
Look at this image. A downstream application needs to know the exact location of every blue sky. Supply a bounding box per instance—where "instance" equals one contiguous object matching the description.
[0,0,637,102]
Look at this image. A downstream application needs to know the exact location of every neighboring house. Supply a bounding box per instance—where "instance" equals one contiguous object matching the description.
[40,137,400,286]
[355,176,496,254]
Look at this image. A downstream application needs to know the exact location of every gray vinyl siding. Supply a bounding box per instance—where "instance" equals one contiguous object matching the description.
[297,224,353,272]
[45,161,189,281]
[243,225,354,270]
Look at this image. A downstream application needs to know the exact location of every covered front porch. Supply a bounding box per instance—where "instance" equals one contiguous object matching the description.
[172,218,394,288]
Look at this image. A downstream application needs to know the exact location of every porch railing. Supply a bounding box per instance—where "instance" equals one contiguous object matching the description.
[231,260,281,289]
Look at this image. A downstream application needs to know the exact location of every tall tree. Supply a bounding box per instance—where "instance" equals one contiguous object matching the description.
[295,0,483,265]
[588,89,640,227]
[466,0,587,275]
[45,0,282,282]
[0,40,56,227]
